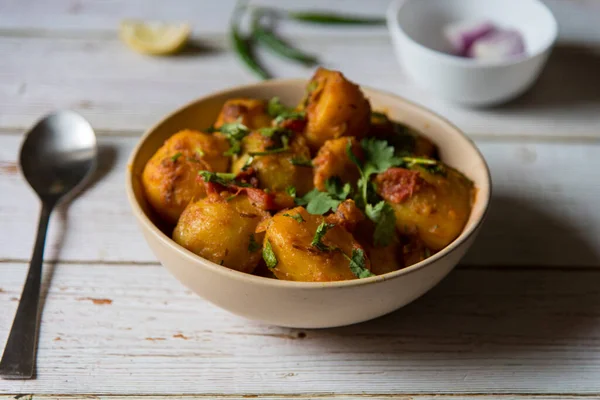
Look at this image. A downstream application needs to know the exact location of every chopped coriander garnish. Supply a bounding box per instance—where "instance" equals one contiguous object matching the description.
[206,125,218,133]
[198,171,251,187]
[258,126,291,138]
[248,233,260,252]
[283,213,305,223]
[267,96,306,125]
[241,155,254,171]
[262,239,278,269]
[170,152,182,162]
[286,186,297,198]
[214,119,250,156]
[296,177,351,215]
[343,249,374,278]
[311,222,335,251]
[365,201,396,247]
[267,97,288,117]
[274,110,305,126]
[325,177,351,202]
[290,157,313,167]
[195,147,205,157]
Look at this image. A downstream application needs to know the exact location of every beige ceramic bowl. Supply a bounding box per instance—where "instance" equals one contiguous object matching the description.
[126,79,491,329]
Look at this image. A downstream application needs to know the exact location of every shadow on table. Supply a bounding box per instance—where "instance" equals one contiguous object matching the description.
[291,194,600,379]
[463,195,600,266]
[499,44,600,110]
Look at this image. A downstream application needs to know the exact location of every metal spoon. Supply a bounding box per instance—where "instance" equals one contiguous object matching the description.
[0,111,97,379]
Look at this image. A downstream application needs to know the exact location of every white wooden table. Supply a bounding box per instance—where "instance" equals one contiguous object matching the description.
[2,1,600,398]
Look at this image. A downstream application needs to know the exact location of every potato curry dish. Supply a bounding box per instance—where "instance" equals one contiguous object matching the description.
[142,68,474,282]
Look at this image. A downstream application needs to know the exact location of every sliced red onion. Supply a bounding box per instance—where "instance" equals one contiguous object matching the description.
[443,20,496,57]
[468,29,526,60]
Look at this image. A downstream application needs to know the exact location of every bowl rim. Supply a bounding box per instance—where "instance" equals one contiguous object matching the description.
[125,78,492,290]
[386,0,558,68]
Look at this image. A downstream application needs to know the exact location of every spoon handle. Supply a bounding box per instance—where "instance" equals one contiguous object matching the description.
[0,203,53,379]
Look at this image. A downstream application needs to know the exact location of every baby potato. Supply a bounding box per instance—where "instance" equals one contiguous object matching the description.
[313,137,362,191]
[370,113,438,158]
[173,193,270,274]
[231,132,313,195]
[142,129,230,225]
[214,98,272,129]
[264,207,371,282]
[376,166,474,251]
[304,68,371,150]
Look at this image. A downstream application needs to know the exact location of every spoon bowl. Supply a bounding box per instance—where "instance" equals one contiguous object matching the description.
[20,110,98,203]
[0,111,97,380]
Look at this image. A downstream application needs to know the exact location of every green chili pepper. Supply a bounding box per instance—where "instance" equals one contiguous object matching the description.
[287,11,386,25]
[230,4,269,80]
[251,11,318,66]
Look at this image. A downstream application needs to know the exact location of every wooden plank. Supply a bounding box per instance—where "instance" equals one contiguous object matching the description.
[1,35,599,137]
[2,263,600,395]
[1,133,599,266]
[0,395,594,400]
[0,0,598,43]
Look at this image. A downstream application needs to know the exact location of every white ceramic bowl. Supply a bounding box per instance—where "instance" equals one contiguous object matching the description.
[126,80,491,328]
[387,0,558,106]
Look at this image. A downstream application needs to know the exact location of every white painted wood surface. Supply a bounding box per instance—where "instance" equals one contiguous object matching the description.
[3,264,600,395]
[1,0,600,397]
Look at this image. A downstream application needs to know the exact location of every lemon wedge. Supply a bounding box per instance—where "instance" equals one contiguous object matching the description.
[119,20,191,56]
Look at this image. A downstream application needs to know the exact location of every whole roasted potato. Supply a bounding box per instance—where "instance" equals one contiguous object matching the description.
[173,193,270,273]
[313,137,362,191]
[304,68,371,150]
[214,98,272,130]
[142,130,230,225]
[264,207,371,282]
[376,165,474,250]
[231,132,313,195]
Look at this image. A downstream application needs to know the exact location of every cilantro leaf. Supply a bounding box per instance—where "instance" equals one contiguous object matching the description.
[347,138,403,206]
[361,137,402,176]
[283,213,305,223]
[290,157,313,167]
[365,201,396,247]
[198,171,251,187]
[215,120,250,156]
[344,248,374,279]
[267,97,306,126]
[248,233,260,252]
[325,177,351,201]
[258,126,291,138]
[170,152,182,162]
[304,190,341,215]
[311,222,335,251]
[262,239,278,269]
[286,186,297,198]
[241,155,254,171]
[296,177,350,215]
[267,97,289,117]
[402,156,447,176]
